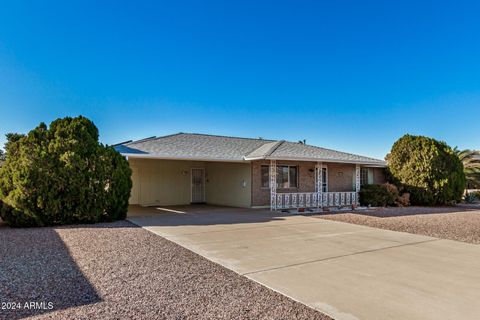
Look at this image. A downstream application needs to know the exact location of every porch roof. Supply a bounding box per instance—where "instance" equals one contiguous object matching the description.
[114,133,386,166]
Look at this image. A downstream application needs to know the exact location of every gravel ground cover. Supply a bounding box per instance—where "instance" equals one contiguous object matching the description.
[0,221,330,320]
[317,206,480,244]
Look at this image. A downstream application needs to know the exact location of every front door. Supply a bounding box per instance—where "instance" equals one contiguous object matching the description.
[191,168,205,203]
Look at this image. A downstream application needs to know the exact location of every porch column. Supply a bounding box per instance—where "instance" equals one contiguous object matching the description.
[355,164,361,205]
[315,162,323,207]
[270,160,277,211]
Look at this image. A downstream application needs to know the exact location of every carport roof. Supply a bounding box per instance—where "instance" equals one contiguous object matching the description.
[114,133,386,166]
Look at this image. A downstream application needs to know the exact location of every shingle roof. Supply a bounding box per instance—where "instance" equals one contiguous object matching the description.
[116,133,271,161]
[114,133,386,166]
[267,141,385,164]
[244,140,284,160]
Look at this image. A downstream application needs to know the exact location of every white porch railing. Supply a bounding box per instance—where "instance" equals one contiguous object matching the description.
[275,192,357,210]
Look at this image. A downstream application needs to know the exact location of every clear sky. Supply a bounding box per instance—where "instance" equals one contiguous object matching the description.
[1,0,479,159]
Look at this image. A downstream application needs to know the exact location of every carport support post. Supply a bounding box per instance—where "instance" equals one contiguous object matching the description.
[315,162,323,208]
[355,164,361,205]
[270,160,277,211]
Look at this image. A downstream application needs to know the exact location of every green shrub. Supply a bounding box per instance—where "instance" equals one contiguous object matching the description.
[100,146,132,221]
[387,135,466,206]
[475,191,480,200]
[464,192,477,204]
[0,149,5,168]
[359,184,397,207]
[0,116,132,227]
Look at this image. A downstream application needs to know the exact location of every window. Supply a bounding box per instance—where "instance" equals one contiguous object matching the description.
[261,165,269,188]
[277,165,298,188]
[260,165,298,188]
[276,165,298,188]
[289,166,298,188]
[360,168,369,186]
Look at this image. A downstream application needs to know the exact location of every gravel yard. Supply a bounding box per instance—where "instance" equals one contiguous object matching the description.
[317,206,480,244]
[0,221,330,320]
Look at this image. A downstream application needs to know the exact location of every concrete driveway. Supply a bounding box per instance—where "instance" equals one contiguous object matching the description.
[128,205,480,320]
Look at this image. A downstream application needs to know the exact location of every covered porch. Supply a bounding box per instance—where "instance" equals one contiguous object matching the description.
[267,160,366,211]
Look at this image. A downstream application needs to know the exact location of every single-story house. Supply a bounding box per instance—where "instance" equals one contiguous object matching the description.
[114,133,387,211]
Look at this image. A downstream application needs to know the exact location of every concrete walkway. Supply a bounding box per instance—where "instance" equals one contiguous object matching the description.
[128,205,480,320]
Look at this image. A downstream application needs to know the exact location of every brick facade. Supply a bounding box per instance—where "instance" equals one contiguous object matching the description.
[251,160,317,207]
[373,167,387,184]
[251,160,386,207]
[326,162,356,192]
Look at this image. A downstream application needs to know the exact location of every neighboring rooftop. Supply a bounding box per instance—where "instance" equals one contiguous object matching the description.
[114,133,386,166]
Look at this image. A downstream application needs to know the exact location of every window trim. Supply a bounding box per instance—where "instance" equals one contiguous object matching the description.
[260,164,299,189]
[360,167,369,186]
[260,165,270,189]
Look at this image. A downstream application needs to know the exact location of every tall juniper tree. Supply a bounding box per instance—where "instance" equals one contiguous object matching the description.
[0,116,132,227]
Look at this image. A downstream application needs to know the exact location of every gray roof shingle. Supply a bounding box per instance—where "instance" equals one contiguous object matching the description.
[267,141,385,164]
[117,133,271,161]
[115,133,386,166]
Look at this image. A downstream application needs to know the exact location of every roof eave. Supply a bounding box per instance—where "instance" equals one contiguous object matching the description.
[265,156,387,167]
[121,153,247,163]
[122,153,386,166]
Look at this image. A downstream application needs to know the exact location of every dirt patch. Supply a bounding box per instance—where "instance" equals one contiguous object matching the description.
[317,206,480,244]
[0,221,330,320]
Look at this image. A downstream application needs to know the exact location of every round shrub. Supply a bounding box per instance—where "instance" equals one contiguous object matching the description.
[0,116,132,227]
[387,134,465,205]
[359,184,397,207]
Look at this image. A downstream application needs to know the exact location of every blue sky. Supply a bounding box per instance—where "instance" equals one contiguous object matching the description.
[1,0,479,159]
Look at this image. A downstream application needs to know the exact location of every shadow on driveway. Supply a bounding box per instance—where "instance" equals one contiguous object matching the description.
[0,226,102,319]
[127,204,292,228]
